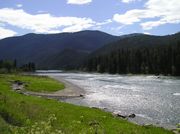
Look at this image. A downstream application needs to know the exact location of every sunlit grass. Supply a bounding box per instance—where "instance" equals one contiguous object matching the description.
[9,74,65,92]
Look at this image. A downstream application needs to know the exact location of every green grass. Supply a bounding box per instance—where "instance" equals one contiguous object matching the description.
[0,74,174,134]
[10,74,65,92]
[0,116,11,134]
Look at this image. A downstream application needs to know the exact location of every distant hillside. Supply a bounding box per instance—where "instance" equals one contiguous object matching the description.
[82,32,180,75]
[0,30,119,69]
[91,32,180,56]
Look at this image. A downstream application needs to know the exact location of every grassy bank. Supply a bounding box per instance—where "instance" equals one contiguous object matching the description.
[11,74,65,92]
[0,74,173,134]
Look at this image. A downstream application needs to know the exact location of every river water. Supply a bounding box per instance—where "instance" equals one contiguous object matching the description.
[36,71,180,129]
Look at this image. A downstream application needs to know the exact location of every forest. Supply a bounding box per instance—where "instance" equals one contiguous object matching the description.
[0,60,36,73]
[82,41,180,76]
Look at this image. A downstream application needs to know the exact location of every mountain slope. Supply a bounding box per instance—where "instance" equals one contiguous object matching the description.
[0,30,119,69]
[82,32,180,75]
[91,32,180,56]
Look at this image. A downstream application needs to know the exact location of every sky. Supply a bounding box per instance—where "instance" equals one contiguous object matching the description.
[0,0,180,39]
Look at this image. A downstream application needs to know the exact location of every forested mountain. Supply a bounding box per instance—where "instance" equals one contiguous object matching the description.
[91,33,180,56]
[0,30,119,69]
[82,32,180,76]
[1,30,180,75]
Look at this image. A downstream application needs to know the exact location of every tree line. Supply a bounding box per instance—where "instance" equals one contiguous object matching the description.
[82,41,180,76]
[0,60,36,73]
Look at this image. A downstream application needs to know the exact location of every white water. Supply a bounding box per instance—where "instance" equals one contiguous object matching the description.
[37,72,180,129]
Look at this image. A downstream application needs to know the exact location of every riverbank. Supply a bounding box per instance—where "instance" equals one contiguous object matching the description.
[41,72,180,129]
[19,75,85,99]
[23,73,178,130]
[0,74,175,134]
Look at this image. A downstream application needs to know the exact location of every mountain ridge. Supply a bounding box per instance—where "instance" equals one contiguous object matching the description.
[90,32,180,57]
[0,30,119,69]
[81,32,180,75]
[0,30,179,69]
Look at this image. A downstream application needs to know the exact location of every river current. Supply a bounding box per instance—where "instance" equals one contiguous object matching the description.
[37,71,180,129]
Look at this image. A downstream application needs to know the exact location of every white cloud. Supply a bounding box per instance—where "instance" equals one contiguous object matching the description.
[143,32,151,35]
[62,20,94,32]
[96,19,112,26]
[0,27,17,39]
[114,0,180,30]
[0,8,96,33]
[121,0,141,3]
[141,21,167,30]
[16,4,23,8]
[113,9,148,24]
[67,0,92,5]
[63,19,112,32]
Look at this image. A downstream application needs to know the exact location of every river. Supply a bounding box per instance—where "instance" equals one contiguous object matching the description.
[36,71,180,129]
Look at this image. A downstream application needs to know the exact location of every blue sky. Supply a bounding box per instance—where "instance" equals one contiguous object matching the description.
[0,0,180,39]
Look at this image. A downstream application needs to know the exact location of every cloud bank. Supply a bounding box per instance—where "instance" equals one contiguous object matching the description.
[0,8,96,34]
[0,27,17,39]
[114,0,180,30]
[0,8,111,38]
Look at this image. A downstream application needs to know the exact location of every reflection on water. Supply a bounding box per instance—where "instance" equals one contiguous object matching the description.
[37,72,180,128]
